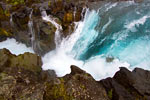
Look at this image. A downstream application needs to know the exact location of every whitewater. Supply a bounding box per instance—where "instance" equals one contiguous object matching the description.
[1,1,150,80]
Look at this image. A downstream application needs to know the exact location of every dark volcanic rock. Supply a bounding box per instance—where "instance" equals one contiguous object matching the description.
[101,67,150,100]
[0,48,109,100]
[62,65,109,100]
[32,16,56,55]
[11,6,32,46]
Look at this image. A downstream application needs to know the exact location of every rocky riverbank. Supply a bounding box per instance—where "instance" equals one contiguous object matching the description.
[0,48,150,100]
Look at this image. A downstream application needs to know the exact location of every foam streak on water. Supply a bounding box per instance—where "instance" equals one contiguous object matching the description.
[125,16,150,29]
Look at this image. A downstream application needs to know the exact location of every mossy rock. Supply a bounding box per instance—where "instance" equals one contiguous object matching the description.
[4,0,25,5]
[10,52,42,73]
[0,49,42,73]
[44,78,74,100]
[0,5,10,20]
[63,12,74,23]
[0,28,12,37]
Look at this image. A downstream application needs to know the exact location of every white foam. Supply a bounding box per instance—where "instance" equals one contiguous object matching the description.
[82,55,130,80]
[105,3,118,11]
[0,38,34,55]
[125,16,150,29]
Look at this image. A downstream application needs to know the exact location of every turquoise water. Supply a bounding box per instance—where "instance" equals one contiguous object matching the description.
[72,1,150,69]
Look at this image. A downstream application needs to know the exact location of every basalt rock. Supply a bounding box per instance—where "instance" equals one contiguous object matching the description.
[11,6,32,46]
[62,65,109,100]
[0,48,42,73]
[32,16,56,55]
[0,3,13,41]
[101,67,150,100]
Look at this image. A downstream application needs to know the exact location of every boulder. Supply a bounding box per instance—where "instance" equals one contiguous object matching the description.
[0,48,42,73]
[32,16,56,55]
[101,67,150,100]
[61,65,109,100]
[0,48,44,100]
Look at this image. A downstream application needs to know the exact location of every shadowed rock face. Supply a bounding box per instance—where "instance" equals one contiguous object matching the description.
[101,67,150,100]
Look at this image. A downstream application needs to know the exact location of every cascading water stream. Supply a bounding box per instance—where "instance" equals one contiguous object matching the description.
[28,9,35,48]
[41,10,63,48]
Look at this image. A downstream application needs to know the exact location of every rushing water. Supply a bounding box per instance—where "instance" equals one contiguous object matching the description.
[1,1,150,80]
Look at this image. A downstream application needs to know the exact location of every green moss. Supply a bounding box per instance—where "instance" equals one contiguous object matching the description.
[63,12,74,23]
[5,0,25,5]
[0,73,8,81]
[0,28,12,36]
[0,5,10,20]
[108,89,113,99]
[45,78,74,100]
[48,1,52,7]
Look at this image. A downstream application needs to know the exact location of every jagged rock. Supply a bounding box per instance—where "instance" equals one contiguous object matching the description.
[32,17,56,55]
[0,3,13,41]
[11,6,32,46]
[0,49,109,100]
[101,67,150,100]
[61,65,109,100]
[0,48,44,100]
[0,48,42,73]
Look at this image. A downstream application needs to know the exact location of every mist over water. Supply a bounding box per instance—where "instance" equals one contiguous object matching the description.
[1,1,150,80]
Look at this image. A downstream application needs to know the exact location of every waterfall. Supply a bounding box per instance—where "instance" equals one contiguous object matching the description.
[28,9,35,49]
[41,10,62,48]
